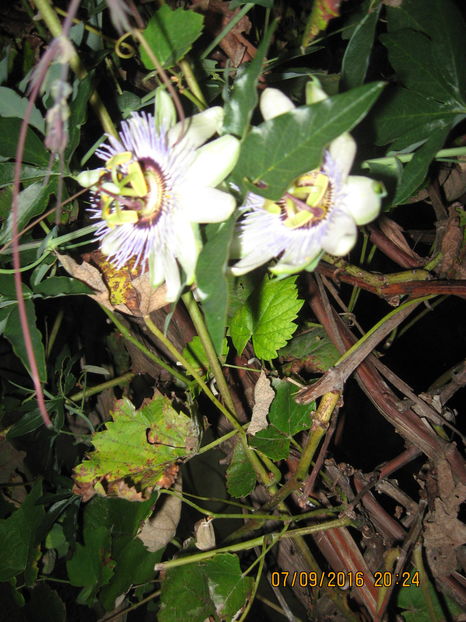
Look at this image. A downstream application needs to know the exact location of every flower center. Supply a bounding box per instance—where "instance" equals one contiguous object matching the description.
[264,169,333,229]
[99,154,167,230]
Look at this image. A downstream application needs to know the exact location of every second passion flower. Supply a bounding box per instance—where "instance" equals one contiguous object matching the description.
[232,84,385,276]
[77,94,240,301]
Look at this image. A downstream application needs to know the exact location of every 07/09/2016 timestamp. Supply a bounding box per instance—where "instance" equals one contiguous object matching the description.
[270,571,420,589]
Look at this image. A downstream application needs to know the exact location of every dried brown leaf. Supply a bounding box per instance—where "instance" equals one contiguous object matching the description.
[424,457,466,580]
[138,476,182,552]
[248,371,274,435]
[443,161,466,202]
[378,216,422,262]
[57,253,168,314]
[438,205,466,279]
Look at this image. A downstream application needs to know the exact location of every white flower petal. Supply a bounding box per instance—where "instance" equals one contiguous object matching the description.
[231,250,277,276]
[279,238,322,270]
[342,176,384,225]
[173,221,200,284]
[154,87,176,131]
[100,229,121,257]
[305,77,328,104]
[328,133,356,180]
[180,187,236,223]
[321,211,357,256]
[260,88,295,120]
[149,251,166,288]
[182,135,240,188]
[168,107,224,150]
[162,252,181,302]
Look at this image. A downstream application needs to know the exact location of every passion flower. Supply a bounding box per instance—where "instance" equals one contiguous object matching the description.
[78,95,240,301]
[232,84,385,276]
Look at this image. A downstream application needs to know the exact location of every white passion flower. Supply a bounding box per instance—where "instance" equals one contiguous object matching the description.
[77,94,240,301]
[232,84,385,276]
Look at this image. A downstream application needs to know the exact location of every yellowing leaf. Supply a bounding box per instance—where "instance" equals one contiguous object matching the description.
[73,395,198,501]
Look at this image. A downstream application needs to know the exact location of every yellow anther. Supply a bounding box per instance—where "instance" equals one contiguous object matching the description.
[263,199,281,215]
[305,173,329,208]
[106,151,133,169]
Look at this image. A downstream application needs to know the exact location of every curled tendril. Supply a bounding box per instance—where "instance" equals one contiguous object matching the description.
[115,32,136,59]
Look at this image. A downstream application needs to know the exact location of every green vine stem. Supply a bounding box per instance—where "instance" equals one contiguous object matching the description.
[68,371,136,403]
[155,516,353,571]
[335,295,435,368]
[181,291,236,416]
[46,307,64,358]
[260,391,341,509]
[362,146,466,168]
[142,314,274,489]
[143,314,235,422]
[237,536,269,622]
[100,306,189,386]
[178,59,207,109]
[181,292,283,485]
[33,0,117,137]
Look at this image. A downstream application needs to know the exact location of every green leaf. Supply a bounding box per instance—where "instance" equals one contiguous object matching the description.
[373,88,456,149]
[0,117,49,166]
[73,396,198,497]
[394,125,449,204]
[223,22,275,138]
[397,570,462,621]
[6,407,44,439]
[341,5,380,89]
[66,74,93,161]
[32,276,94,297]
[278,324,340,372]
[231,82,384,199]
[0,177,57,247]
[249,425,289,461]
[66,498,115,600]
[250,381,312,460]
[268,380,312,436]
[140,6,204,70]
[0,163,59,189]
[0,87,44,133]
[1,285,47,383]
[226,441,256,498]
[0,480,44,582]
[159,553,253,622]
[380,30,455,103]
[387,0,466,104]
[183,336,228,375]
[196,215,236,354]
[228,302,253,356]
[159,561,212,622]
[100,538,161,611]
[23,584,66,622]
[67,495,156,608]
[203,554,253,619]
[229,275,303,360]
[117,91,141,117]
